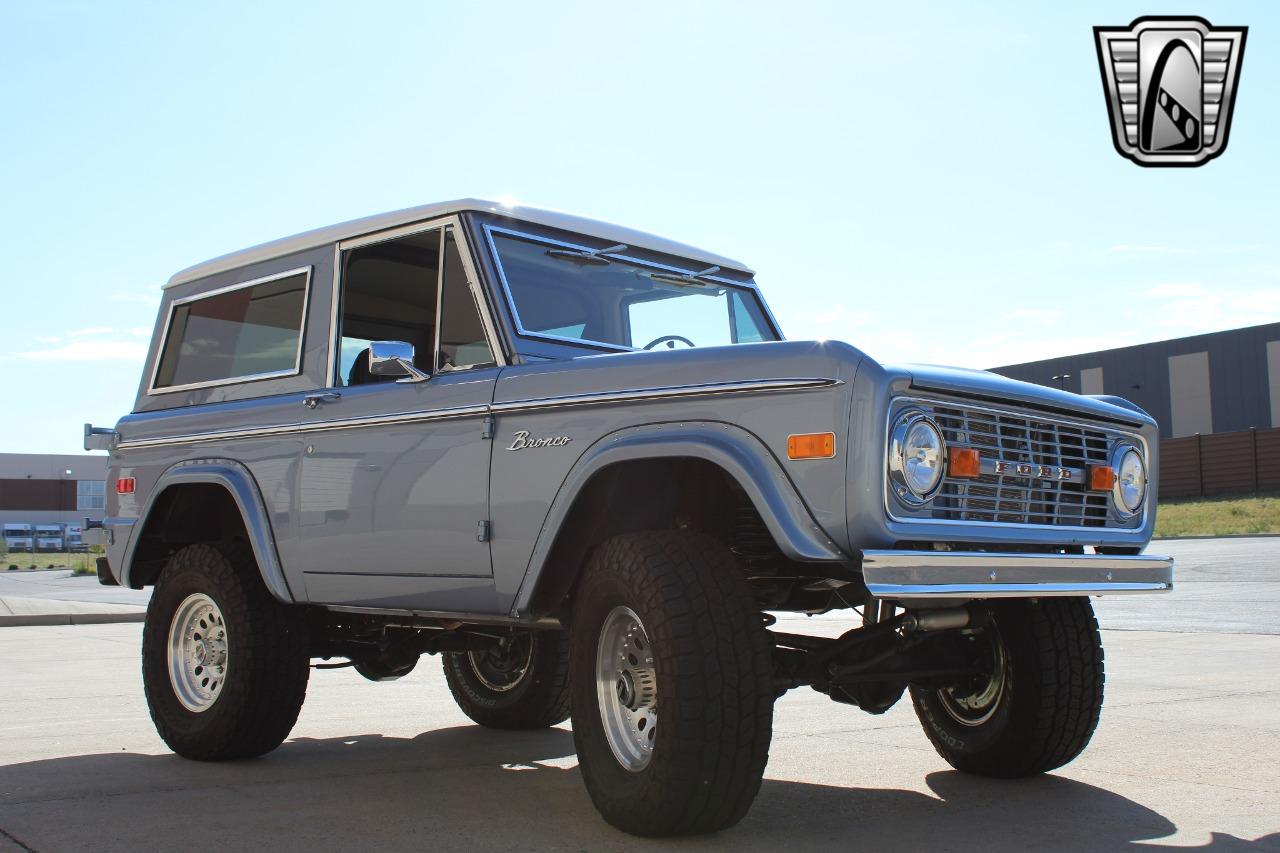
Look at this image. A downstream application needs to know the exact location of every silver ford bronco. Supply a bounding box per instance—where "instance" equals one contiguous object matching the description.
[84,200,1172,837]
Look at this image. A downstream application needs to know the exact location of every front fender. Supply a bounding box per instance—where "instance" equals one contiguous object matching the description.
[120,459,294,603]
[510,421,850,616]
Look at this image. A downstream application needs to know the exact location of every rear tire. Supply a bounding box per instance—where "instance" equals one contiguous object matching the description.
[443,629,571,729]
[569,531,774,837]
[910,597,1104,777]
[142,543,310,761]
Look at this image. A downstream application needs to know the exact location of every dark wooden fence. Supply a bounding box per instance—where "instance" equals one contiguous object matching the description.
[1159,427,1280,499]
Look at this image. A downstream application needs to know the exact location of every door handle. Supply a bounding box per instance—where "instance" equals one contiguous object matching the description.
[304,392,342,410]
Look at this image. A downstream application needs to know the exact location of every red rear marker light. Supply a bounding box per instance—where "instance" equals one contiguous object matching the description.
[948,447,982,479]
[1089,466,1116,491]
[116,477,136,495]
[787,432,836,460]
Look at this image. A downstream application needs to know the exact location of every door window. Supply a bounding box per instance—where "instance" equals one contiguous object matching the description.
[437,231,496,371]
[335,226,496,385]
[335,229,441,386]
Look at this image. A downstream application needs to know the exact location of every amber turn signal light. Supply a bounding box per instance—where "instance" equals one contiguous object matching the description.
[787,432,836,460]
[948,447,982,479]
[1089,465,1116,491]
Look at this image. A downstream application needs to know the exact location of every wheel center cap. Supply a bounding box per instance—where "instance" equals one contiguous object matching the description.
[193,640,209,665]
[616,670,636,708]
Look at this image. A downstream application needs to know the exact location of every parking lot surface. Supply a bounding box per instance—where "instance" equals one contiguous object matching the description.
[0,539,1277,851]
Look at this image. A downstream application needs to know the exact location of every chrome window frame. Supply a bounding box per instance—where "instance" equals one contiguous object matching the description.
[481,224,784,352]
[326,214,507,387]
[147,266,314,395]
[882,394,1152,534]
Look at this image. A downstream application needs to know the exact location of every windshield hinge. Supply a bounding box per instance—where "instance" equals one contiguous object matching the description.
[481,415,496,440]
[476,520,492,543]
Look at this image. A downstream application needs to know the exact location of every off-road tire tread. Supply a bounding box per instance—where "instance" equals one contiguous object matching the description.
[570,530,774,837]
[142,543,309,761]
[912,597,1104,777]
[442,631,571,729]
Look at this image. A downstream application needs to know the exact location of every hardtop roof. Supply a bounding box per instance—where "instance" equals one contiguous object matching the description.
[164,198,754,288]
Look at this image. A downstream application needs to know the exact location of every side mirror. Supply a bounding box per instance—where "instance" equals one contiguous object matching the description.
[368,340,430,383]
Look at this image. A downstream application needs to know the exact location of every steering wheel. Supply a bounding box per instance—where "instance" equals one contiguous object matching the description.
[643,334,696,350]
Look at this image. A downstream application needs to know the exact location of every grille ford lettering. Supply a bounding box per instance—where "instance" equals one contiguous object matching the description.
[992,460,1075,481]
[507,430,573,451]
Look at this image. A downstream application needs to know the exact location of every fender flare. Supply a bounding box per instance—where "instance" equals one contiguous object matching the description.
[120,459,294,603]
[511,421,850,615]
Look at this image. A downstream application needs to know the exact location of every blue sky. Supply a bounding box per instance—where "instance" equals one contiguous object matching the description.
[1,1,1276,454]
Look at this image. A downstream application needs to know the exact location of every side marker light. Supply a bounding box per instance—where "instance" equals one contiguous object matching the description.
[787,433,836,460]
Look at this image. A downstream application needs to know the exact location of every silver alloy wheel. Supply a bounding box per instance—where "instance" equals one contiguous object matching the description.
[595,606,658,771]
[467,633,533,693]
[938,633,1007,727]
[167,592,229,713]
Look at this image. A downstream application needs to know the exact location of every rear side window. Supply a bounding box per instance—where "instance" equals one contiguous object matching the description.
[153,269,310,391]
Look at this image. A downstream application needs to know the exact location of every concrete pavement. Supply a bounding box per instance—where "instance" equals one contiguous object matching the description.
[0,571,146,627]
[0,538,1277,850]
[0,623,1276,851]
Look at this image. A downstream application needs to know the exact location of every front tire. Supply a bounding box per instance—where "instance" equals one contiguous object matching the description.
[442,629,571,729]
[142,543,310,761]
[569,531,774,837]
[911,597,1104,777]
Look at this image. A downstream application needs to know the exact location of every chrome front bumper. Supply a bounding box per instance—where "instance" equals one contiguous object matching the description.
[859,550,1173,600]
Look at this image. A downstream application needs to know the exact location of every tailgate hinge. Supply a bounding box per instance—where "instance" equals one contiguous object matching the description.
[481,414,496,440]
[476,520,492,542]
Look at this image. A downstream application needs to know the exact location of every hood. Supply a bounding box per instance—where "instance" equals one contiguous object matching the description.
[879,362,1152,428]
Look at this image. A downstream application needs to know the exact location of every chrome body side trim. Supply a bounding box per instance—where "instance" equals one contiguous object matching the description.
[148,266,314,395]
[491,377,841,414]
[115,377,839,450]
[860,549,1173,599]
[481,224,785,352]
[117,404,491,450]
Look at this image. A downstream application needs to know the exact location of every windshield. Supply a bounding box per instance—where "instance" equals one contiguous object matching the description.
[489,230,778,351]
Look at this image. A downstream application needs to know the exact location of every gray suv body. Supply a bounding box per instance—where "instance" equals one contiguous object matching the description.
[86,199,1172,837]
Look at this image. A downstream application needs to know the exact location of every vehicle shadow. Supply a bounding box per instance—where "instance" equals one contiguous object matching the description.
[0,726,1271,852]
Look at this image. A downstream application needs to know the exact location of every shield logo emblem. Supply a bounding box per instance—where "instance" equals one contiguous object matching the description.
[1094,17,1247,167]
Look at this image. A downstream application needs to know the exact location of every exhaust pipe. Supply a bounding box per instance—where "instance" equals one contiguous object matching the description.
[902,608,970,633]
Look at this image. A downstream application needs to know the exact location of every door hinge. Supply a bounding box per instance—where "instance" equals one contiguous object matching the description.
[481,414,496,440]
[476,520,492,542]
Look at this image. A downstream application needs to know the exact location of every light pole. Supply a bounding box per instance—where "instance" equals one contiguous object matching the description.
[1051,373,1072,391]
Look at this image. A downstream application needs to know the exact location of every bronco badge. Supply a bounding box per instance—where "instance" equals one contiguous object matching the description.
[506,430,573,451]
[1094,16,1247,167]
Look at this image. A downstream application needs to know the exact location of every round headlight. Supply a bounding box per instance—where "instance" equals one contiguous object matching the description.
[1113,446,1147,516]
[891,415,945,502]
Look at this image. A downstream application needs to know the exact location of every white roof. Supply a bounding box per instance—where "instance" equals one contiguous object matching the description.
[164,198,754,288]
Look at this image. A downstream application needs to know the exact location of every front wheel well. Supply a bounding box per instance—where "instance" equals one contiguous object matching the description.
[527,458,821,618]
[127,483,250,587]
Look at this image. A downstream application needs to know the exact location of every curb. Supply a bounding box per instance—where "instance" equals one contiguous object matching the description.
[0,612,146,628]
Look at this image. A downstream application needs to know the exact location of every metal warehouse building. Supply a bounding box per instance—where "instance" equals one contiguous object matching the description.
[0,454,108,524]
[992,321,1280,439]
[992,321,1280,498]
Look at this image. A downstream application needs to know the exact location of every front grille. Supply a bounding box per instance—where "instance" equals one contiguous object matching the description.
[898,399,1135,528]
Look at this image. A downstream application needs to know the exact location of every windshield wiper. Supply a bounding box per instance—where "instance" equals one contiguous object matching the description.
[546,243,628,265]
[644,265,721,288]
